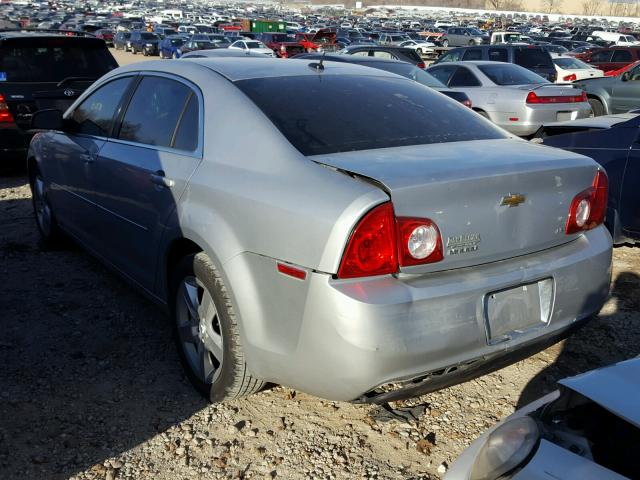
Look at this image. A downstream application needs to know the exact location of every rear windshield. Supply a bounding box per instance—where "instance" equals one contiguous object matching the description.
[371,62,446,88]
[140,33,157,40]
[514,48,553,68]
[0,41,118,82]
[554,57,592,69]
[479,64,548,85]
[236,75,506,156]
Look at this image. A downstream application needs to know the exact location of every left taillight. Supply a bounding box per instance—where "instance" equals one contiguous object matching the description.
[337,202,443,279]
[566,170,608,234]
[0,94,15,124]
[462,98,473,108]
[417,62,426,69]
[563,73,577,81]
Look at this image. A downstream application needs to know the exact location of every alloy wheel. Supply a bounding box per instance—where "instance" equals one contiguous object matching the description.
[176,276,223,384]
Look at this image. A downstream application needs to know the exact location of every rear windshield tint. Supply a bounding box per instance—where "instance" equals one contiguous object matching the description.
[235,75,506,156]
[514,48,553,68]
[0,41,117,82]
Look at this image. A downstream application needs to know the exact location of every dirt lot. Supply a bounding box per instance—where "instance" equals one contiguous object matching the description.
[0,168,639,480]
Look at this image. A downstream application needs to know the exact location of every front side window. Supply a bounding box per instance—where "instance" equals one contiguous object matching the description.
[590,50,612,63]
[488,48,508,62]
[119,76,194,149]
[438,49,463,62]
[462,48,483,61]
[612,50,633,62]
[70,77,133,137]
[428,66,457,85]
[236,75,506,156]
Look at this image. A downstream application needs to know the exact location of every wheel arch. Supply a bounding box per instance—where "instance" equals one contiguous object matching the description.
[586,93,609,115]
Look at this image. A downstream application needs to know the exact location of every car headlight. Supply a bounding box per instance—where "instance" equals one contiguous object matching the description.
[471,416,539,480]
[146,43,153,47]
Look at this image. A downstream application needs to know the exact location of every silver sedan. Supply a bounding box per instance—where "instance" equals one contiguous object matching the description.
[427,61,592,136]
[27,58,611,403]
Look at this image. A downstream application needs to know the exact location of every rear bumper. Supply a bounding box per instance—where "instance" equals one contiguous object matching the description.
[229,227,612,401]
[495,102,593,136]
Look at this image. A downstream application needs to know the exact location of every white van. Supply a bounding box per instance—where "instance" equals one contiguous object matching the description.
[591,31,640,46]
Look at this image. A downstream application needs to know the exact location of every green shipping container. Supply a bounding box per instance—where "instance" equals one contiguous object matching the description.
[250,20,286,33]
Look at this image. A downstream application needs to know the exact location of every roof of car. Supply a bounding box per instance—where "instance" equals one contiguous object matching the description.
[117,57,402,82]
[296,54,411,66]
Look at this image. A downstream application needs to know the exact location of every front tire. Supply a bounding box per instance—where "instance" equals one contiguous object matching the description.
[30,169,64,248]
[442,39,449,47]
[170,253,265,403]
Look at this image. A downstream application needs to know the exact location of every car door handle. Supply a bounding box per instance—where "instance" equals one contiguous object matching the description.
[150,171,175,188]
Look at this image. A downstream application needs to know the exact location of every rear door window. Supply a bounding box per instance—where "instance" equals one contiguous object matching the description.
[372,51,393,59]
[513,48,553,68]
[118,76,194,149]
[449,67,482,87]
[488,48,508,62]
[462,48,483,60]
[70,77,133,137]
[590,50,613,62]
[172,94,199,152]
[438,48,463,62]
[428,66,457,85]
[612,50,633,62]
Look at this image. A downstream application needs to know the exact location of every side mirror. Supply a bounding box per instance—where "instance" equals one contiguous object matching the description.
[31,109,64,130]
[622,71,631,82]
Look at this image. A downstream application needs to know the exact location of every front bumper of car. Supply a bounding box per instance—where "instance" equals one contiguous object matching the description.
[226,226,612,402]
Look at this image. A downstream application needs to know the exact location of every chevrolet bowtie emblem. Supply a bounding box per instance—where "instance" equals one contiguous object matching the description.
[501,193,526,207]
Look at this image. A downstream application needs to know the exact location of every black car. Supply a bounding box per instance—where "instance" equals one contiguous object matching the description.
[339,45,426,69]
[113,31,131,51]
[129,31,160,56]
[295,54,472,107]
[534,113,640,244]
[0,33,118,162]
[434,45,557,82]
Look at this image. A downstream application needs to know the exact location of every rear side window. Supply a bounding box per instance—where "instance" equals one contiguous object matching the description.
[590,50,613,62]
[438,49,463,62]
[173,94,199,151]
[462,48,483,60]
[71,77,132,137]
[449,67,481,87]
[235,75,506,156]
[612,50,633,62]
[488,48,508,62]
[0,41,118,83]
[373,51,393,59]
[428,66,457,85]
[514,48,553,68]
[119,76,194,149]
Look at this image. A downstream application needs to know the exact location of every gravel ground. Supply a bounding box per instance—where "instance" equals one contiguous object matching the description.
[1,167,640,477]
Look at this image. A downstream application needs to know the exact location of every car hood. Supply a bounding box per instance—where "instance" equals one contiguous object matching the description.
[311,28,337,41]
[559,357,640,428]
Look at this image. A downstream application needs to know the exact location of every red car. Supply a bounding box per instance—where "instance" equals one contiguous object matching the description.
[94,29,114,47]
[296,28,339,53]
[605,59,640,76]
[582,46,640,72]
[258,33,305,58]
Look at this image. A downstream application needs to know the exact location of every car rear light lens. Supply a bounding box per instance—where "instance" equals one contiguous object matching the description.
[397,218,443,266]
[563,73,577,81]
[462,98,473,108]
[337,202,444,279]
[526,90,587,104]
[566,170,608,234]
[337,202,398,279]
[0,94,15,123]
[417,62,426,69]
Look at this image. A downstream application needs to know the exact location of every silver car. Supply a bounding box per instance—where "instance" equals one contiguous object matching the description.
[27,58,612,403]
[428,61,592,136]
[441,27,490,47]
[446,357,639,480]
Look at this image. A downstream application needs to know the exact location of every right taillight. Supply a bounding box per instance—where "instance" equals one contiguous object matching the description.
[566,170,608,234]
[0,94,15,124]
[337,202,443,279]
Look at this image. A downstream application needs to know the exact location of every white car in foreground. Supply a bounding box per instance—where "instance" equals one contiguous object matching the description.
[399,39,436,55]
[553,55,605,83]
[229,40,275,57]
[446,357,639,480]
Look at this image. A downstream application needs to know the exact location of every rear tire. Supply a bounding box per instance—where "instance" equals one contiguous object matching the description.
[30,169,64,249]
[588,97,604,117]
[442,39,449,47]
[170,252,265,403]
[475,109,490,120]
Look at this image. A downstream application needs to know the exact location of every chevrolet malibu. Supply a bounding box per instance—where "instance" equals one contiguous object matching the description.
[27,59,612,403]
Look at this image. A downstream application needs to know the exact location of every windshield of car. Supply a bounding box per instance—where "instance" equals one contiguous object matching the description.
[479,64,549,85]
[504,33,521,42]
[194,41,214,49]
[236,75,506,156]
[514,48,553,68]
[372,62,446,88]
[0,41,118,82]
[554,57,593,69]
[141,33,157,40]
[169,38,184,46]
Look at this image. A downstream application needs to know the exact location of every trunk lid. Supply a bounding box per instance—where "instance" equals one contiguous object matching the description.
[313,139,599,273]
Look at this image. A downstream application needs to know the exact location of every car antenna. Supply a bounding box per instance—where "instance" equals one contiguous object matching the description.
[308,51,326,71]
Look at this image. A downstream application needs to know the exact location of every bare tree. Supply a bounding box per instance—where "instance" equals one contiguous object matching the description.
[542,0,562,13]
[582,0,601,16]
[486,0,505,9]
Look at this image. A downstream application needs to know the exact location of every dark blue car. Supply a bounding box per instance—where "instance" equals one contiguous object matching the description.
[535,113,640,244]
[159,36,186,59]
